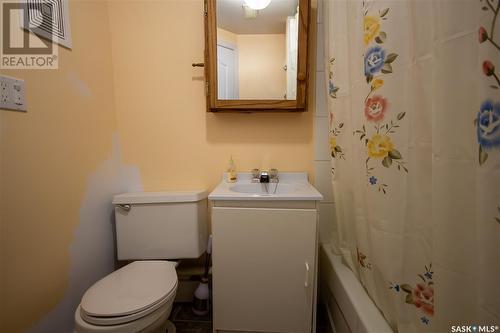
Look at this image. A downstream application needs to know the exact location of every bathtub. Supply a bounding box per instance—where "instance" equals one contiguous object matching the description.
[319,244,393,333]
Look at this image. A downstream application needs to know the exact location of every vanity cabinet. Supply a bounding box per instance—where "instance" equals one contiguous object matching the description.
[211,204,318,333]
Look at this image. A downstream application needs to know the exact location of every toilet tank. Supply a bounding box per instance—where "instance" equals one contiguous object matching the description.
[112,191,208,260]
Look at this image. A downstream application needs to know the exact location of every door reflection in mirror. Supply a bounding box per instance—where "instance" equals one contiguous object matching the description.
[217,41,239,99]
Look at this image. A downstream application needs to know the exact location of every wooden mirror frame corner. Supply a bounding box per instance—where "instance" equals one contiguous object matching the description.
[204,0,311,113]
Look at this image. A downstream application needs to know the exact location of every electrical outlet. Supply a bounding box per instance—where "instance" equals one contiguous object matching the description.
[0,75,27,112]
[13,83,23,106]
[1,79,8,105]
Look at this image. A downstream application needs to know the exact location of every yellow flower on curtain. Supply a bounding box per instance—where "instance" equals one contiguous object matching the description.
[367,134,394,159]
[371,78,384,90]
[330,123,346,160]
[329,137,337,151]
[364,16,381,45]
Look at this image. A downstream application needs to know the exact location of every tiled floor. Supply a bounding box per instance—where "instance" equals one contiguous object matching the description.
[169,302,332,333]
[169,302,212,333]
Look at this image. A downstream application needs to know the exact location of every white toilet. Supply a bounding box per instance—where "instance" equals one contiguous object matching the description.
[75,191,208,333]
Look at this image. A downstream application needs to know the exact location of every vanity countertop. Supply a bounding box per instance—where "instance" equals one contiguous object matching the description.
[208,172,323,201]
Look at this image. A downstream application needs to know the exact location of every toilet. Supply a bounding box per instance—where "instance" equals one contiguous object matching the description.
[75,191,208,333]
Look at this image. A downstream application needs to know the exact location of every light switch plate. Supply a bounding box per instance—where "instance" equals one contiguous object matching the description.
[0,75,27,112]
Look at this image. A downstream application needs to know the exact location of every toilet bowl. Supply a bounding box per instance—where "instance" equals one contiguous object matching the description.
[75,261,178,333]
[74,189,208,333]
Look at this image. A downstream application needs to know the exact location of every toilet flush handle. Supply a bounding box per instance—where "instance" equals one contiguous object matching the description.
[116,204,131,212]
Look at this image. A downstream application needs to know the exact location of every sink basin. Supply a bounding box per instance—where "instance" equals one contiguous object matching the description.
[208,172,323,201]
[229,183,294,195]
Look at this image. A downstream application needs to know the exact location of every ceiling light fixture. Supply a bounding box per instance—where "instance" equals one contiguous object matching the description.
[243,0,271,10]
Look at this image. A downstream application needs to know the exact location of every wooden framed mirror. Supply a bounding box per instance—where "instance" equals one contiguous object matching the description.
[203,0,310,112]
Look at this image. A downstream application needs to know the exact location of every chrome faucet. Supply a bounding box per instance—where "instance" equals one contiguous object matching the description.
[260,171,270,183]
[251,169,279,183]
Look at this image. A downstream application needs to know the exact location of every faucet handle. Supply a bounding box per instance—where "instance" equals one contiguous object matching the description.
[251,168,260,179]
[270,168,279,179]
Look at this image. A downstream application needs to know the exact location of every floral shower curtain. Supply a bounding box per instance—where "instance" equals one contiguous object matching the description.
[323,0,500,331]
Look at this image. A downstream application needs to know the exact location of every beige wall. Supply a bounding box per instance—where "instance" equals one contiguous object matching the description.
[0,1,119,331]
[0,0,316,331]
[237,34,287,100]
[108,0,313,192]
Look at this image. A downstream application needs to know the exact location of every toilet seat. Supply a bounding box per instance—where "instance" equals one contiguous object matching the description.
[75,302,174,333]
[81,284,176,326]
[80,261,177,326]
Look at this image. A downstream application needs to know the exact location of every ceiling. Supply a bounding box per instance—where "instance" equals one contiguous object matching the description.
[217,0,298,34]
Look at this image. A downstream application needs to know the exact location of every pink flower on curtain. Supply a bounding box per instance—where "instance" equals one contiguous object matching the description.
[356,247,371,269]
[478,26,488,43]
[364,95,388,122]
[483,60,495,76]
[413,283,434,316]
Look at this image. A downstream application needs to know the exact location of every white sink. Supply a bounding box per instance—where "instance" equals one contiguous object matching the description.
[209,172,323,201]
[229,183,294,195]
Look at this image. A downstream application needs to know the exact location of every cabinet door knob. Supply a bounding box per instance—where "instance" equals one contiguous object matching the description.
[304,262,310,288]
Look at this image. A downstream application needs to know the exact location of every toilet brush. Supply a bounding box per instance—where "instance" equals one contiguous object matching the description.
[192,276,209,316]
[192,235,212,316]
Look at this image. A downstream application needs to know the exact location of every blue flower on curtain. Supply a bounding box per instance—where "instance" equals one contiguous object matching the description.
[329,81,339,98]
[328,58,340,98]
[389,283,401,292]
[369,176,377,185]
[476,100,500,149]
[364,46,386,76]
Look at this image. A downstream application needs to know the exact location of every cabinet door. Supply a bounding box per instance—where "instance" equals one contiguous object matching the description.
[212,207,317,332]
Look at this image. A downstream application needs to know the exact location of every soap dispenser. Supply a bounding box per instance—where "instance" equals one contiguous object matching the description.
[227,156,237,183]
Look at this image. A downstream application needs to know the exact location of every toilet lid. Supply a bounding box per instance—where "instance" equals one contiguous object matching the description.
[81,261,177,317]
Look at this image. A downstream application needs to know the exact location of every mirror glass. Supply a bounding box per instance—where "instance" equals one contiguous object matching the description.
[216,0,299,100]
